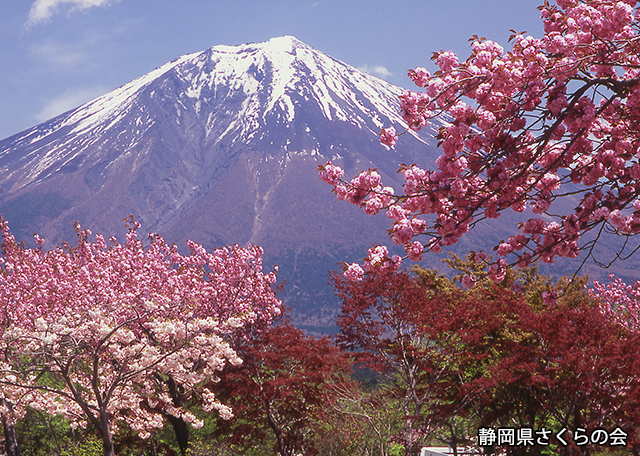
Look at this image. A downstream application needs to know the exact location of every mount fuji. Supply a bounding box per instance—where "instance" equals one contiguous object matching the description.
[0,36,444,331]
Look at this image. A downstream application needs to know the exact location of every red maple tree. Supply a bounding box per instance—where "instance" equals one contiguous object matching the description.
[214,311,351,456]
[334,264,640,455]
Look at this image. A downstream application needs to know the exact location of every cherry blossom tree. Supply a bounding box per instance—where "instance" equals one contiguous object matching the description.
[320,0,640,281]
[591,273,640,331]
[0,217,281,456]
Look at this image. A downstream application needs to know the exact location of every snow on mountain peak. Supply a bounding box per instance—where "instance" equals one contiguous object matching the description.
[56,36,411,141]
[0,36,437,192]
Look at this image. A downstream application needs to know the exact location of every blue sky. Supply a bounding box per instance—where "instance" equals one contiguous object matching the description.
[0,0,543,140]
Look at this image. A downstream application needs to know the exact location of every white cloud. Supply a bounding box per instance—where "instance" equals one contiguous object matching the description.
[35,86,109,122]
[27,0,120,26]
[31,40,87,68]
[358,64,393,79]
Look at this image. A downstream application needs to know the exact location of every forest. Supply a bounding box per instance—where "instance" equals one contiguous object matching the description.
[0,224,638,456]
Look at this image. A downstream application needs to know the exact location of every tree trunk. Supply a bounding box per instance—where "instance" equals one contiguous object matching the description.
[1,399,20,456]
[99,410,116,456]
[272,419,289,456]
[166,377,190,456]
[167,414,190,456]
[2,416,20,456]
[149,436,158,456]
[266,401,292,456]
[403,409,420,456]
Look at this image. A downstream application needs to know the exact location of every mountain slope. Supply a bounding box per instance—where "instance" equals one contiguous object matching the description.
[0,36,444,330]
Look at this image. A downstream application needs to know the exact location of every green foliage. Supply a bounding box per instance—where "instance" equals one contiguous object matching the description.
[186,438,238,456]
[60,435,102,456]
[411,264,457,295]
[15,409,75,456]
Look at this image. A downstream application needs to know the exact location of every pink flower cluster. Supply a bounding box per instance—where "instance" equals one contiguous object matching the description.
[318,160,344,185]
[379,127,398,147]
[343,262,365,282]
[363,245,401,274]
[591,274,640,333]
[0,219,281,438]
[320,0,640,279]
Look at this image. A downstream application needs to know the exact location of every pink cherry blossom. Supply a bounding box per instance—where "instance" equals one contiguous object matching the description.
[487,259,508,282]
[591,274,640,333]
[405,241,424,262]
[0,218,280,455]
[319,0,640,277]
[344,262,365,281]
[363,245,402,273]
[408,67,431,87]
[379,126,398,147]
[542,290,559,306]
[318,160,344,185]
[475,251,488,264]
[462,274,478,289]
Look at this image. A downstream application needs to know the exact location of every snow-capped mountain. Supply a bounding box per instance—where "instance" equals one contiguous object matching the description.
[0,36,443,330]
[1,36,433,192]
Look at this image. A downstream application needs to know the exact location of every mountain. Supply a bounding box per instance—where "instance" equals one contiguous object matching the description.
[0,36,445,331]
